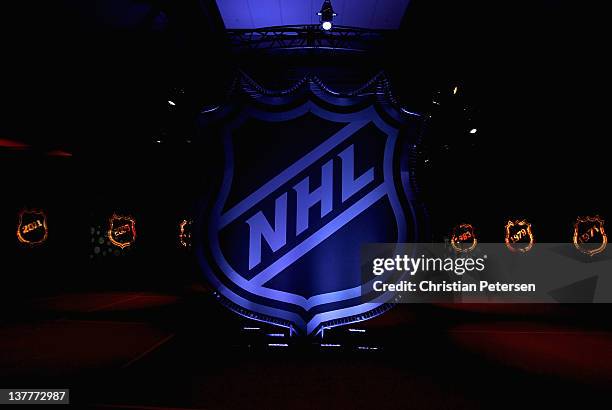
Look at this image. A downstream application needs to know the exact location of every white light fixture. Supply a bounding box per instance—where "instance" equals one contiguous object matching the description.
[168,100,176,106]
[469,128,477,134]
[318,0,337,31]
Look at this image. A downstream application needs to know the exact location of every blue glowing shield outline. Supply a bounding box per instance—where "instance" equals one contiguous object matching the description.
[196,101,418,335]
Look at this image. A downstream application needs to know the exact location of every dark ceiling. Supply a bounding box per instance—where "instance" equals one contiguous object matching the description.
[0,0,605,156]
[215,0,412,29]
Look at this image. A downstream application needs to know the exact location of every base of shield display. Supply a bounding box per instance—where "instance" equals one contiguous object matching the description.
[214,290,389,350]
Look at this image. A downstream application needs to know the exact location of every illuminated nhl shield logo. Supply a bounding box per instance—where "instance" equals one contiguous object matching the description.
[574,216,607,256]
[450,223,477,253]
[108,214,137,249]
[505,219,535,253]
[17,209,48,245]
[179,219,193,249]
[196,89,422,335]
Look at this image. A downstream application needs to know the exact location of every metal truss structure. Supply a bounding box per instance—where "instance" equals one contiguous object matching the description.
[226,25,389,52]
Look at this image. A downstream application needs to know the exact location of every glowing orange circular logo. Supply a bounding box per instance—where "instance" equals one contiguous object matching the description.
[573,216,607,256]
[450,223,477,253]
[505,219,534,253]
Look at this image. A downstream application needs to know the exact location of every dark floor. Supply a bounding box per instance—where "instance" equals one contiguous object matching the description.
[1,288,611,409]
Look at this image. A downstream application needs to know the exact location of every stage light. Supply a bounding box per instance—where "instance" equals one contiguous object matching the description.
[168,100,175,106]
[469,128,477,134]
[317,0,337,31]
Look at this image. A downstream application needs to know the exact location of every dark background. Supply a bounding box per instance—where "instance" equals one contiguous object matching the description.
[1,0,608,293]
[1,2,612,409]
